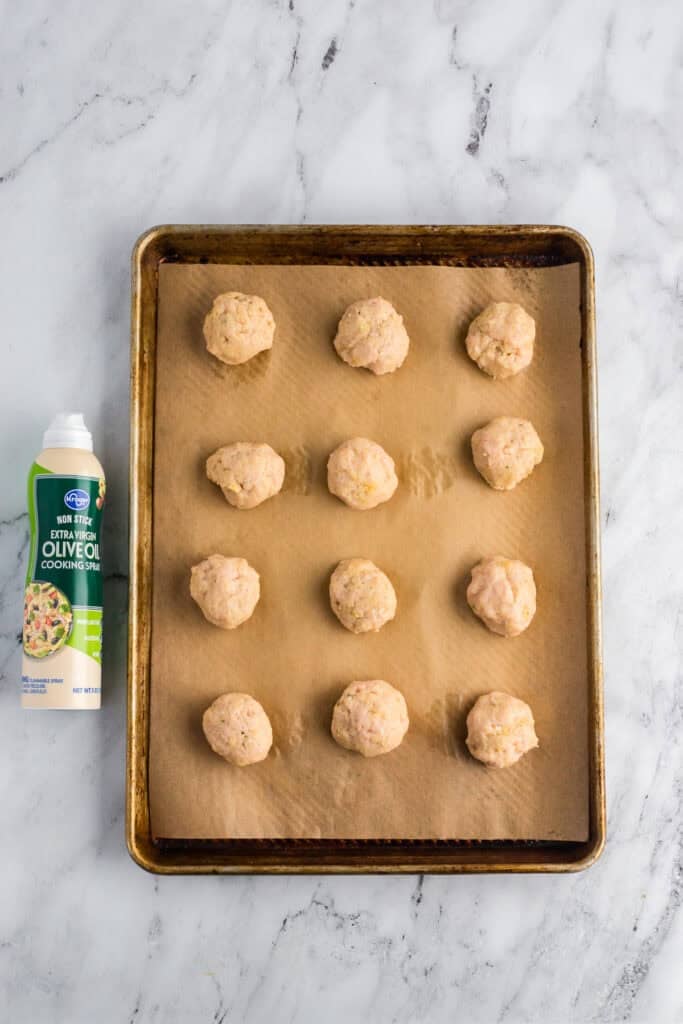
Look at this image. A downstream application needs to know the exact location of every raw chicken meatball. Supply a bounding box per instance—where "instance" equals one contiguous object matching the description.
[333,297,410,375]
[329,558,397,634]
[203,291,275,365]
[202,693,273,766]
[466,556,536,638]
[466,691,539,768]
[331,680,409,757]
[190,555,260,629]
[327,437,398,510]
[471,417,544,491]
[465,301,535,379]
[206,442,285,509]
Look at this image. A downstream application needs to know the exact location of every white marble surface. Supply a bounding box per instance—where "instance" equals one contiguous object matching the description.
[1,1,681,1021]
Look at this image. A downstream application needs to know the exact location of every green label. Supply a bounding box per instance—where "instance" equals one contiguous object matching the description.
[23,464,105,662]
[67,607,103,662]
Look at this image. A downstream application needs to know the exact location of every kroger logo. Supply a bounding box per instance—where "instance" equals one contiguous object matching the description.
[64,488,90,512]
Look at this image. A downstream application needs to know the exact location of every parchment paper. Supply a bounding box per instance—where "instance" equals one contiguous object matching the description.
[149,261,588,841]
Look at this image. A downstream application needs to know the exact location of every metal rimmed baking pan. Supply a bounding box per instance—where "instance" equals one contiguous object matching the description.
[128,225,603,874]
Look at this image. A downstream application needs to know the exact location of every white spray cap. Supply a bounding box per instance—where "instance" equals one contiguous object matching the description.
[43,412,93,452]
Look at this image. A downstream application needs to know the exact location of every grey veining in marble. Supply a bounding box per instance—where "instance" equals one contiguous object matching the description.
[1,1,681,1021]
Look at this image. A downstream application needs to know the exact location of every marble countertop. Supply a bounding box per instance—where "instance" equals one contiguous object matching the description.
[1,2,681,1021]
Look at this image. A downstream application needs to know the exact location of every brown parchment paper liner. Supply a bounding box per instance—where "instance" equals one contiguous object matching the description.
[150,262,588,841]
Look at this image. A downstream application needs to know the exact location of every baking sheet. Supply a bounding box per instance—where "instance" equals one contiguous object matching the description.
[149,261,588,841]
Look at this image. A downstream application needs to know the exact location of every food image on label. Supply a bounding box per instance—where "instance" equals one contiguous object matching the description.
[22,581,73,659]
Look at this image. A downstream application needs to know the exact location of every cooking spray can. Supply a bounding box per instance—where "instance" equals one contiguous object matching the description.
[21,413,105,709]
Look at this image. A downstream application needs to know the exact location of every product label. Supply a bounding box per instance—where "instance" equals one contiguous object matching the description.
[21,464,105,708]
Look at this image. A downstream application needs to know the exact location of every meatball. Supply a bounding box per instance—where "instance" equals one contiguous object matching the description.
[466,556,536,638]
[333,297,410,375]
[206,442,285,510]
[203,291,275,365]
[202,693,273,766]
[465,301,535,379]
[329,558,397,634]
[471,417,544,491]
[327,437,398,510]
[190,555,260,629]
[466,691,539,768]
[331,680,409,757]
